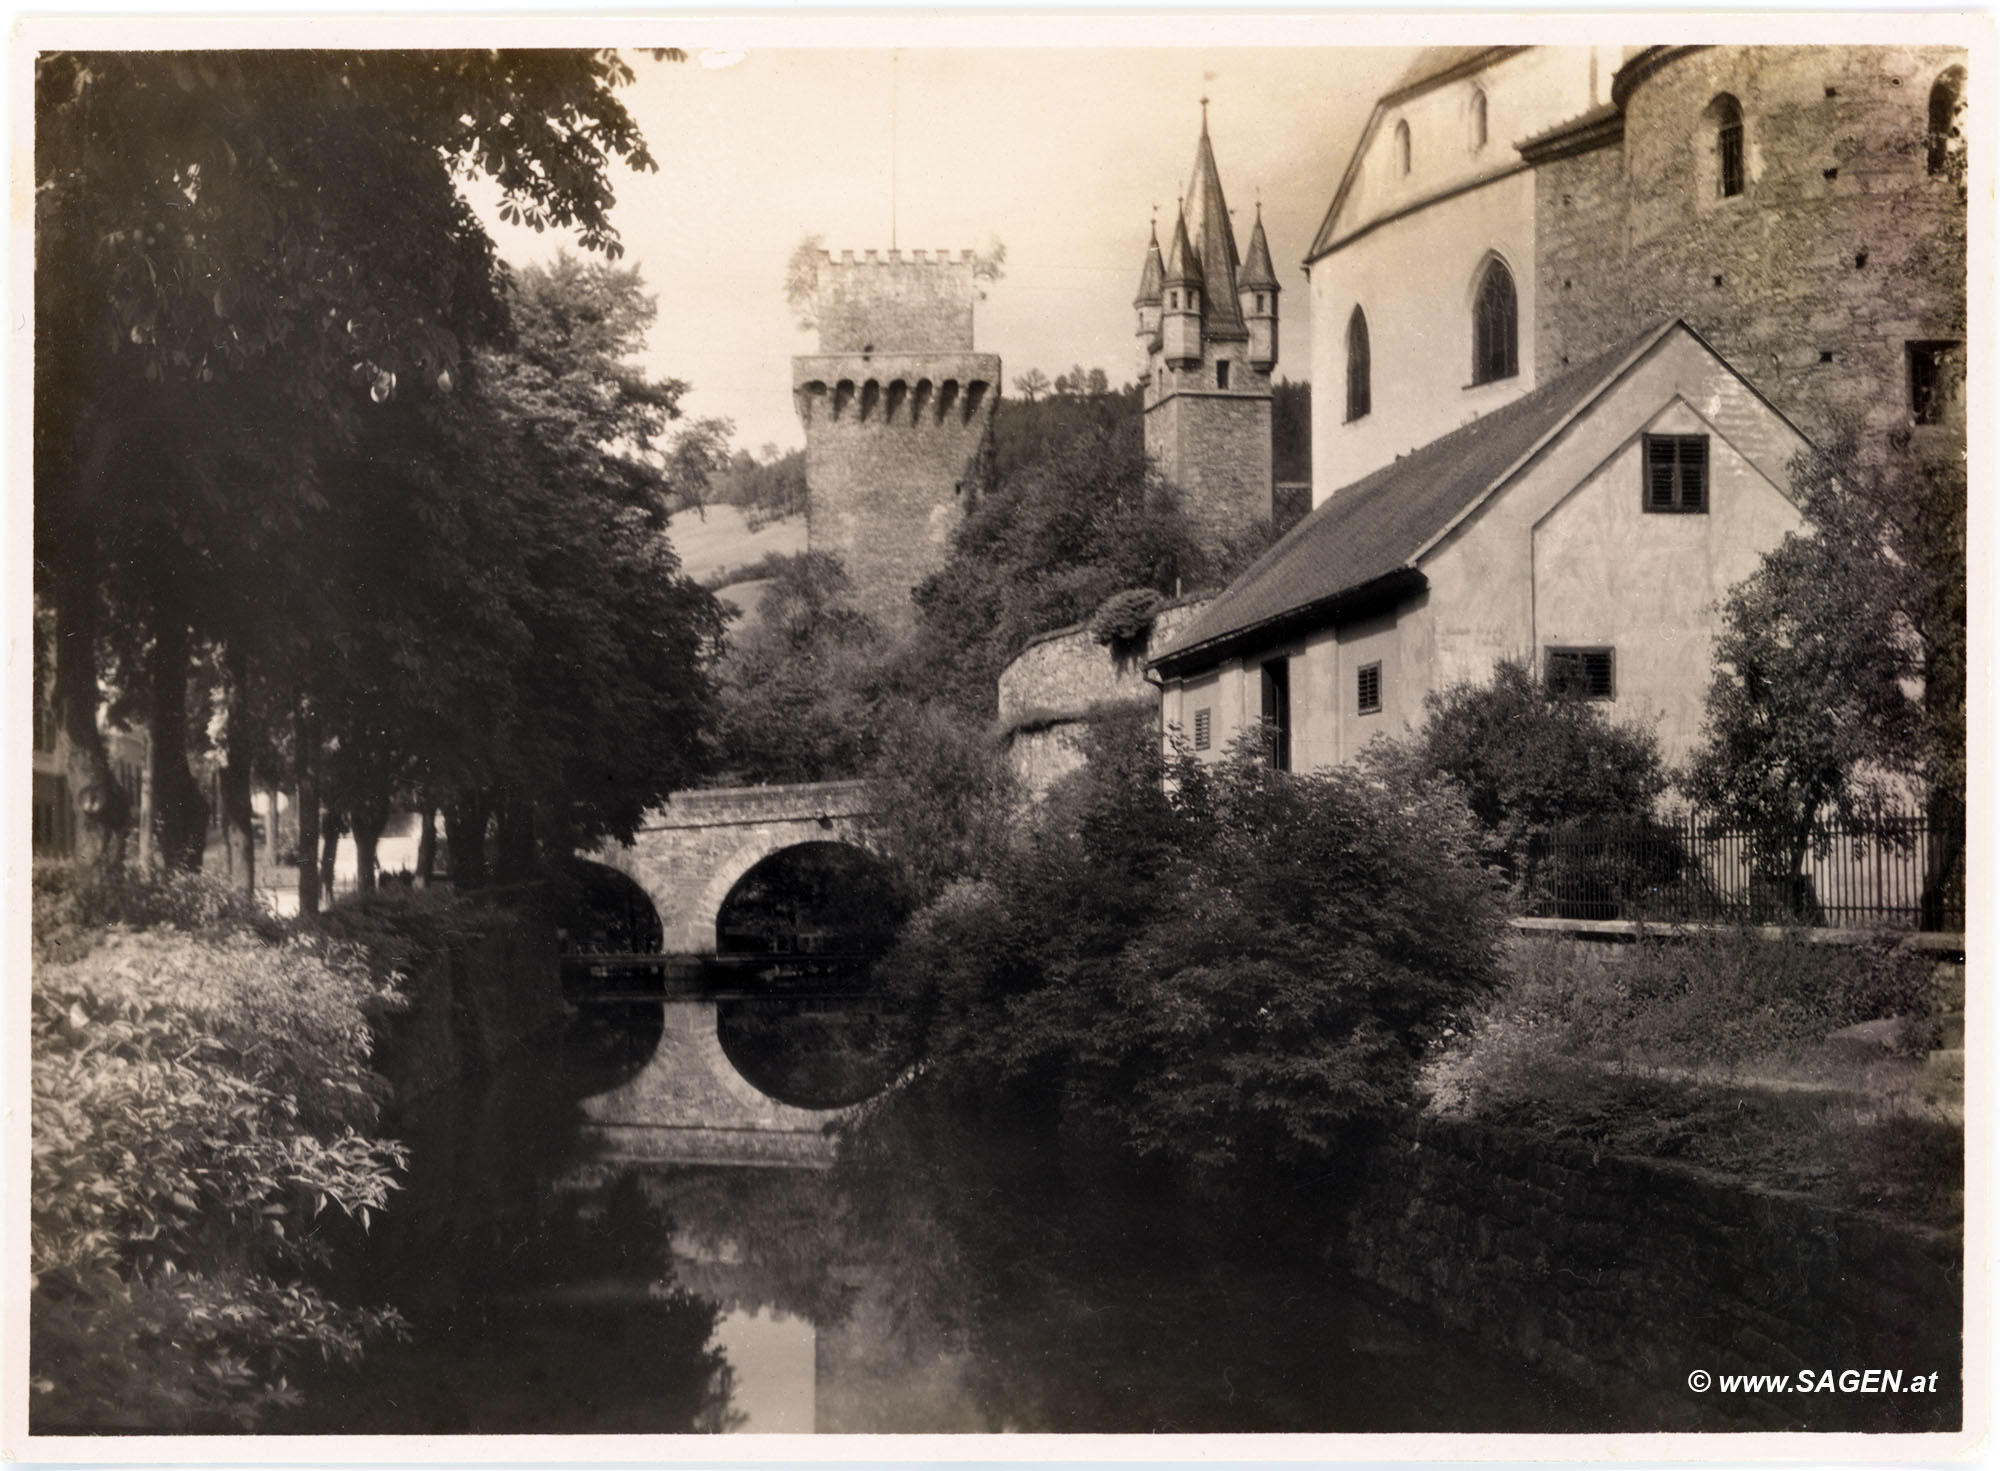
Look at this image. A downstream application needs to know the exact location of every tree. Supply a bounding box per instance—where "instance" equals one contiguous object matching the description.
[1387,660,1670,889]
[882,719,1505,1180]
[1686,432,1963,921]
[1011,368,1051,403]
[35,49,664,869]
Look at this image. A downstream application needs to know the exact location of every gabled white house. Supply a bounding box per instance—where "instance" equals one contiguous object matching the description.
[1148,320,1809,770]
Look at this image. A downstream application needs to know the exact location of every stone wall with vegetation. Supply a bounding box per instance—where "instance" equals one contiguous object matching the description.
[1341,1113,1962,1431]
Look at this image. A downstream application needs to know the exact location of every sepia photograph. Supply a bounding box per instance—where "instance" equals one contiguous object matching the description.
[8,13,1983,1456]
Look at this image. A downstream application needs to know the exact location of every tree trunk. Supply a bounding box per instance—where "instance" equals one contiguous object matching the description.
[147,615,208,871]
[219,641,256,894]
[416,808,438,887]
[494,791,537,883]
[320,809,345,900]
[296,707,321,917]
[446,793,489,888]
[50,514,131,868]
[1921,788,1965,932]
[350,788,389,894]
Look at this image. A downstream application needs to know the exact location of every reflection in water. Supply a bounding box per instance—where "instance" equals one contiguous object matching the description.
[714,995,912,1108]
[284,997,1611,1435]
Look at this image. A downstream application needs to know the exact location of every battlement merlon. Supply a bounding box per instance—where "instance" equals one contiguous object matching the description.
[812,249,984,354]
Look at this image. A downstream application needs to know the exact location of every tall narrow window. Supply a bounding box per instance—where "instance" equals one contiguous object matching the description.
[1471,258,1518,385]
[1394,119,1412,176]
[1470,88,1488,150]
[1704,93,1746,199]
[1643,434,1709,513]
[1260,659,1291,772]
[1193,707,1213,752]
[1216,359,1230,389]
[1345,306,1371,421]
[1928,66,1968,176]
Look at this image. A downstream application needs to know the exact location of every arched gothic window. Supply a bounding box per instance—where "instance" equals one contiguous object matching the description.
[1471,258,1518,385]
[1929,66,1968,176]
[1394,119,1412,176]
[1346,306,1371,421]
[1470,88,1488,151]
[1702,93,1746,199]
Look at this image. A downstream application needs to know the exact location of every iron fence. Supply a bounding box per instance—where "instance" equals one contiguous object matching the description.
[1523,812,1964,931]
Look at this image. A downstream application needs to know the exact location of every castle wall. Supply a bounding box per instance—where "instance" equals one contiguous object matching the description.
[814,250,979,354]
[1144,388,1274,545]
[1536,46,1968,456]
[795,353,999,629]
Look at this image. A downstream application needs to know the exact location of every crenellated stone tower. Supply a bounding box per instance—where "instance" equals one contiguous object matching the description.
[792,248,1001,630]
[1135,109,1278,544]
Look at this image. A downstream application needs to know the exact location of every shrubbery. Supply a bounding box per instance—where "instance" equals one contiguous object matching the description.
[883,724,1507,1178]
[31,864,411,1431]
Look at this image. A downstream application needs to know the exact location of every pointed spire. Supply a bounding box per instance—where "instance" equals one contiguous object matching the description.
[1164,202,1201,291]
[1134,214,1165,307]
[1239,203,1278,292]
[1181,106,1246,338]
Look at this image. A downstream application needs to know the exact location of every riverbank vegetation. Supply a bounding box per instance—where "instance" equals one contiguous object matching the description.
[30,866,412,1430]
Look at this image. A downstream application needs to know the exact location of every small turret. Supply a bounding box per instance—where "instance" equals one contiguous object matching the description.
[1239,204,1280,371]
[1162,205,1203,369]
[1134,218,1165,344]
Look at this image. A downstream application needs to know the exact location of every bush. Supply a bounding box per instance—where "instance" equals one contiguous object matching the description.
[1087,587,1164,648]
[883,728,1507,1179]
[30,864,411,1431]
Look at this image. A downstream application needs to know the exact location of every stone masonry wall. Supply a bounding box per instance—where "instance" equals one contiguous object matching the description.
[815,249,979,353]
[1342,1115,1963,1430]
[1537,46,1967,460]
[997,601,1209,797]
[1145,389,1274,547]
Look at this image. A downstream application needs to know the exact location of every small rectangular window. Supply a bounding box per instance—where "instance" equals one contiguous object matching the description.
[1193,707,1212,751]
[1643,435,1708,513]
[1357,662,1382,715]
[1216,360,1231,390]
[1908,341,1960,425]
[1546,647,1615,700]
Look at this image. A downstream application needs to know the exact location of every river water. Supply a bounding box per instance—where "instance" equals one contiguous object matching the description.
[280,1002,1610,1435]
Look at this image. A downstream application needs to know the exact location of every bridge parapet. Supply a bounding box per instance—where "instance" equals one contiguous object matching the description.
[655,780,873,827]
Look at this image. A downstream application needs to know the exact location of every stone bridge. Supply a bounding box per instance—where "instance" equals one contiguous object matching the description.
[578,780,882,1167]
[590,780,877,956]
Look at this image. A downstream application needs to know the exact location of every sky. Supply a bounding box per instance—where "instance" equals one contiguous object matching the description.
[474,45,1417,456]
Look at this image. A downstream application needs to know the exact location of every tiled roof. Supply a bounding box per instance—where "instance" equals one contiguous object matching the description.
[1151,323,1676,673]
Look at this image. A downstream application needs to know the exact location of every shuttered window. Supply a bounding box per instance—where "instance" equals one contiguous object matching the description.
[1643,434,1708,513]
[1193,707,1212,751]
[1546,648,1615,701]
[1357,662,1382,715]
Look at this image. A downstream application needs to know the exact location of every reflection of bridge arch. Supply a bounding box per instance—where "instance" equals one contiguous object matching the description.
[591,781,876,955]
[576,781,887,1167]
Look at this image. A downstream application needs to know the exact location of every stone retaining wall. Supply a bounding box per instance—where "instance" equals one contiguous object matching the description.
[1341,1115,1962,1430]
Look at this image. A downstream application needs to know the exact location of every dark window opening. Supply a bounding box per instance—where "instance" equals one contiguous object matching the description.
[1357,661,1382,715]
[1260,659,1291,772]
[1193,707,1212,751]
[1471,259,1518,385]
[1395,119,1412,176]
[1217,360,1231,389]
[1346,306,1371,421]
[1471,89,1488,150]
[1546,648,1615,701]
[1929,67,1967,175]
[1643,434,1709,513]
[1719,121,1744,196]
[1909,341,1960,425]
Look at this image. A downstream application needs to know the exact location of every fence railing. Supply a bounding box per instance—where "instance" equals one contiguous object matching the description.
[1523,812,1964,931]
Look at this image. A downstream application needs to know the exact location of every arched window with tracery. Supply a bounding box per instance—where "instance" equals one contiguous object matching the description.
[1702,93,1746,199]
[1928,66,1968,176]
[1394,119,1412,176]
[1471,258,1517,385]
[1470,88,1488,151]
[1346,306,1371,421]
